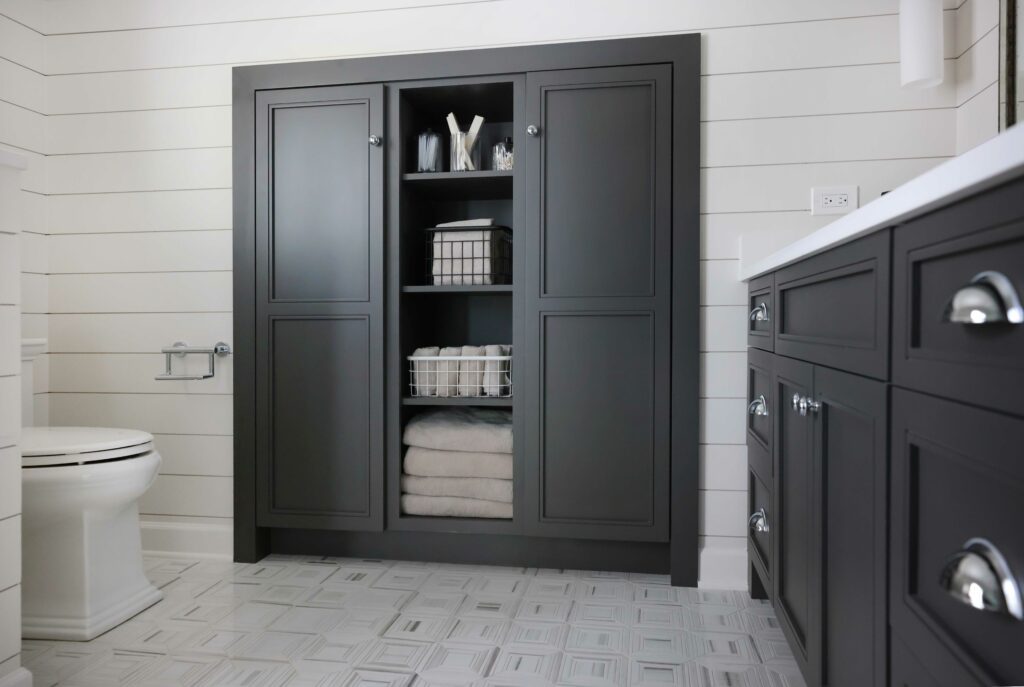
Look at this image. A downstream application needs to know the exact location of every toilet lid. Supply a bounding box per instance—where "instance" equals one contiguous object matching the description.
[21,426,154,467]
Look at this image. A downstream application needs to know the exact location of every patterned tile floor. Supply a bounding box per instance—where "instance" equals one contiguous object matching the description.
[22,555,805,687]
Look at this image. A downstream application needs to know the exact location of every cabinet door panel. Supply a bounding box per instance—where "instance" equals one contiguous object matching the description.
[815,366,886,687]
[524,65,671,542]
[771,355,818,680]
[255,84,384,531]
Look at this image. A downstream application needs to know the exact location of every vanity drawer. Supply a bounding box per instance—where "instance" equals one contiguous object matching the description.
[775,231,890,380]
[892,178,1024,417]
[748,469,772,585]
[890,388,1024,687]
[746,347,773,484]
[747,274,774,351]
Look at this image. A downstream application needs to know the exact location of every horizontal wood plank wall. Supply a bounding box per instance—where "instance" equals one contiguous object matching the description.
[0,0,969,585]
[954,0,1000,152]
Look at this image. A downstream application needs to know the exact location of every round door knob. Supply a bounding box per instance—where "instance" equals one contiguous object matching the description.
[939,538,1023,621]
[526,125,539,137]
[368,134,382,146]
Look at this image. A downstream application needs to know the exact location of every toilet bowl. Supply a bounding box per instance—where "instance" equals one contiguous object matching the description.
[21,426,163,640]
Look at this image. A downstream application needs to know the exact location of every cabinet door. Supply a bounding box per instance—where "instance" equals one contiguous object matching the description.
[522,65,671,542]
[771,355,819,682]
[815,366,887,687]
[254,85,385,531]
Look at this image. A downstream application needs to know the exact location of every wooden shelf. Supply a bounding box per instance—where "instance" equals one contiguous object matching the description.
[402,284,513,294]
[401,170,512,199]
[402,396,513,407]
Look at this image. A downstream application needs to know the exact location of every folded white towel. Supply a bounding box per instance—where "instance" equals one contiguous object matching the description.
[436,218,494,228]
[435,346,461,397]
[458,345,484,396]
[403,446,513,479]
[411,346,440,396]
[403,407,513,453]
[401,475,512,503]
[483,344,510,397]
[401,494,512,519]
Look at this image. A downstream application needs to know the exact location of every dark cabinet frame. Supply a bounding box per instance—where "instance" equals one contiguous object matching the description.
[233,35,701,584]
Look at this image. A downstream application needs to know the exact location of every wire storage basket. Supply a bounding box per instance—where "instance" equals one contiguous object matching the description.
[407,353,513,398]
[427,226,512,285]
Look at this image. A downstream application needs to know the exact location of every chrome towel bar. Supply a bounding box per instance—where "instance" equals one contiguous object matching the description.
[155,341,231,381]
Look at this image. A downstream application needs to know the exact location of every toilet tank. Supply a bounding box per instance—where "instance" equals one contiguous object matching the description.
[21,338,46,427]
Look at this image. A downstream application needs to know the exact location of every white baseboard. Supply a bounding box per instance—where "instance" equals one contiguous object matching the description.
[0,668,32,687]
[140,517,232,560]
[697,536,748,591]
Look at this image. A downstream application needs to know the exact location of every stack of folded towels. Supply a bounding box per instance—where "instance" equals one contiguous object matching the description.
[401,407,513,519]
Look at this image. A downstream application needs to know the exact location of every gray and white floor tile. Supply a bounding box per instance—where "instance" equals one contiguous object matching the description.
[22,554,804,686]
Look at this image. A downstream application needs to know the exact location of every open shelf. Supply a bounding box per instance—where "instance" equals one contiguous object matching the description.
[402,396,513,407]
[402,171,512,200]
[402,284,513,294]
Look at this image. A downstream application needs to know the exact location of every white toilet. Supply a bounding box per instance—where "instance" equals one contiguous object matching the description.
[20,341,163,641]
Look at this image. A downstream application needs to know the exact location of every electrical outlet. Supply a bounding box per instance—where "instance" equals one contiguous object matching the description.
[811,185,859,216]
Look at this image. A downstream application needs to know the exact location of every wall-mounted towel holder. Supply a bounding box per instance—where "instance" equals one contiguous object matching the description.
[155,341,232,381]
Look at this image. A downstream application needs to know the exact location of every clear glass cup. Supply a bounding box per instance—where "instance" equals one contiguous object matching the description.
[492,137,514,171]
[417,129,441,172]
[450,131,481,172]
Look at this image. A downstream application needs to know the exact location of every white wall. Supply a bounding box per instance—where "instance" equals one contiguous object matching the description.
[955,0,1001,152]
[0,0,986,589]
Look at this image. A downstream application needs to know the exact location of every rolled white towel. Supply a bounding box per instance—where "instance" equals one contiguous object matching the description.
[435,346,461,397]
[459,345,484,396]
[411,346,440,396]
[483,344,510,397]
[403,446,513,479]
[401,475,512,503]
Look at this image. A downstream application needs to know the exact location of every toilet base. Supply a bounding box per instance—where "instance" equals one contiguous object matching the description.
[22,582,162,641]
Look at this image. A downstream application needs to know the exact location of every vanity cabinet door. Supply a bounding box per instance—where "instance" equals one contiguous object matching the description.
[815,366,887,687]
[522,65,672,542]
[254,84,385,531]
[771,355,820,683]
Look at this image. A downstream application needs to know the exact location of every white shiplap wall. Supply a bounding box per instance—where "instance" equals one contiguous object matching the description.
[0,0,979,588]
[955,0,1001,152]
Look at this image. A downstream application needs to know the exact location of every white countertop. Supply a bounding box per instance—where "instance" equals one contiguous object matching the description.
[741,124,1024,281]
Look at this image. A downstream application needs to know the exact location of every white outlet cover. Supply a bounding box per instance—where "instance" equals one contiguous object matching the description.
[811,185,859,215]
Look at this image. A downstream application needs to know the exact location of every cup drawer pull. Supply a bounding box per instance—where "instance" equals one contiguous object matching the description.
[749,302,770,322]
[942,271,1023,325]
[939,538,1023,621]
[748,508,769,534]
[747,394,768,417]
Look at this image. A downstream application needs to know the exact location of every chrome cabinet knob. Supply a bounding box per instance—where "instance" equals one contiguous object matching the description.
[526,124,539,137]
[368,134,383,146]
[792,394,802,411]
[747,394,768,417]
[748,508,769,534]
[792,395,821,417]
[749,302,770,322]
[943,271,1023,325]
[939,538,1023,621]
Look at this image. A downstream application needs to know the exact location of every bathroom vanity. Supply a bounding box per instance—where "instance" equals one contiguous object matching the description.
[232,36,701,584]
[743,125,1024,687]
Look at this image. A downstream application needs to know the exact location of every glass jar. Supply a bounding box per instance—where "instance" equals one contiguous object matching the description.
[450,131,481,172]
[492,137,514,171]
[417,129,442,173]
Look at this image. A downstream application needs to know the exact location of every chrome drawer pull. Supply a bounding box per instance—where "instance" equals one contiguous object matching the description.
[939,538,1023,621]
[748,508,769,534]
[747,394,768,417]
[791,394,821,417]
[749,302,770,322]
[942,271,1023,325]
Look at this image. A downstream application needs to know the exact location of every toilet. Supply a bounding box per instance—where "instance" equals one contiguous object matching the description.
[20,341,163,641]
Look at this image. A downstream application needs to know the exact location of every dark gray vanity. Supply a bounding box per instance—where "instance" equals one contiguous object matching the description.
[232,35,701,584]
[745,134,1024,686]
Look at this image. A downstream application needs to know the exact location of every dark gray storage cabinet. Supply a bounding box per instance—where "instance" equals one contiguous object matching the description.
[234,36,701,583]
[748,177,1024,687]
